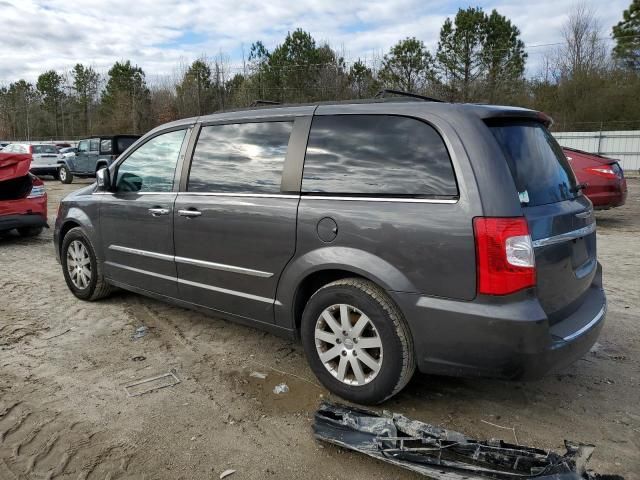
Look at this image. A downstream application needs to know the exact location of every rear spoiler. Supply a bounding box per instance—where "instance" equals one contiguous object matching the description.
[0,153,31,181]
[475,107,554,128]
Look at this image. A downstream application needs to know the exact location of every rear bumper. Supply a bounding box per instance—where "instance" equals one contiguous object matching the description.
[0,213,48,232]
[587,186,627,209]
[30,166,59,175]
[391,265,606,380]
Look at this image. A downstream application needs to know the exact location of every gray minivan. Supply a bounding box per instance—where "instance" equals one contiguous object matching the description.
[54,98,606,404]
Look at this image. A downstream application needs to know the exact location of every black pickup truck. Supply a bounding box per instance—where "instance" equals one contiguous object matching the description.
[58,135,140,184]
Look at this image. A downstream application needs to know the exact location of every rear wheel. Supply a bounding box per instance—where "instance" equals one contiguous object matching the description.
[301,278,415,404]
[59,165,73,184]
[17,226,43,237]
[61,227,113,301]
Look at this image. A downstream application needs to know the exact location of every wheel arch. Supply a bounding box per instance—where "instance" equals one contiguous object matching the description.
[275,246,415,335]
[58,208,97,256]
[95,160,108,172]
[58,219,81,256]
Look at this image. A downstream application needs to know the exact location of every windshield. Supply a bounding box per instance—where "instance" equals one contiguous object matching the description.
[32,145,58,154]
[488,120,578,207]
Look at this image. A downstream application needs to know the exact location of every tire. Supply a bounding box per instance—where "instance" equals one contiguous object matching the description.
[59,165,73,184]
[61,227,113,301]
[17,226,43,237]
[301,278,415,405]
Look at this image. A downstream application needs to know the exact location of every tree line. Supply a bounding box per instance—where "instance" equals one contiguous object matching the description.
[1,1,639,140]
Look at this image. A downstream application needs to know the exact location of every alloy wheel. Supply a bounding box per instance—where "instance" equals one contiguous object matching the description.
[314,304,383,386]
[66,240,92,289]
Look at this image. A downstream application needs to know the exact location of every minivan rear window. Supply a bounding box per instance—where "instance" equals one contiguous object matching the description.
[488,120,578,207]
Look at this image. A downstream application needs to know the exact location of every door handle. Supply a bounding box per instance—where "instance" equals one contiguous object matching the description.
[148,207,170,216]
[178,209,202,218]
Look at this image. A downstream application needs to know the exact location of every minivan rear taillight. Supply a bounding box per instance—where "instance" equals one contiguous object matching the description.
[473,217,536,295]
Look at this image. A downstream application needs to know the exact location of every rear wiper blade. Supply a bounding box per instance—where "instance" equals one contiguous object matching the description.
[572,183,588,193]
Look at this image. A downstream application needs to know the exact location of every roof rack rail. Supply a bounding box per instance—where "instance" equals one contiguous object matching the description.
[374,89,443,103]
[249,99,281,107]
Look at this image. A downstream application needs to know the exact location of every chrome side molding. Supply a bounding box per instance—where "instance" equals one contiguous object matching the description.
[108,245,273,278]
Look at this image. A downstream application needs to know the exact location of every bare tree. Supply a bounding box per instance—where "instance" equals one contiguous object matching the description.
[555,3,608,79]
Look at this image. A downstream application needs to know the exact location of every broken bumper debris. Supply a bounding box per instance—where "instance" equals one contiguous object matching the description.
[313,402,622,480]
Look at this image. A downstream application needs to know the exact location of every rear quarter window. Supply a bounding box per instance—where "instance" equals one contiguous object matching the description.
[488,120,578,207]
[116,137,138,154]
[302,115,458,197]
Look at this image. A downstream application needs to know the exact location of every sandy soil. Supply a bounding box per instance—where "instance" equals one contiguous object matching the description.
[0,177,638,480]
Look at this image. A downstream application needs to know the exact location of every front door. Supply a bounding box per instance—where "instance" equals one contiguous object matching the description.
[100,128,189,297]
[173,120,299,323]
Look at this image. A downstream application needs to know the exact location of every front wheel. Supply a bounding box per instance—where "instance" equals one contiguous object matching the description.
[301,278,415,405]
[59,165,73,184]
[61,227,113,301]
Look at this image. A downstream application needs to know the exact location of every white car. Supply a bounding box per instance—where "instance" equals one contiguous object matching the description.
[1,143,63,178]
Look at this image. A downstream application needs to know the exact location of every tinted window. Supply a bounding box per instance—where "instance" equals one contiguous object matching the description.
[116,129,186,193]
[116,137,138,154]
[302,115,457,197]
[188,122,292,193]
[488,121,578,207]
[32,145,57,154]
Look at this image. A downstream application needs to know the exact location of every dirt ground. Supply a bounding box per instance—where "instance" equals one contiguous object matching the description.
[0,177,638,480]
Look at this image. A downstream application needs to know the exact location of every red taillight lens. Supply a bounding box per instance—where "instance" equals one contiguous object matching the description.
[473,217,536,296]
[584,166,617,179]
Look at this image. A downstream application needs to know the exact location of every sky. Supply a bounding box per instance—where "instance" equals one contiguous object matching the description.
[0,0,631,85]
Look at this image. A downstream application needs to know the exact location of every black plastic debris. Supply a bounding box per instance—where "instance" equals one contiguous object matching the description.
[313,402,623,480]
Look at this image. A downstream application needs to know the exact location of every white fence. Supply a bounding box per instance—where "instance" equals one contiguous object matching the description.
[552,130,640,172]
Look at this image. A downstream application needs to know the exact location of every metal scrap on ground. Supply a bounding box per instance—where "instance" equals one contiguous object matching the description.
[313,402,624,480]
[124,372,181,397]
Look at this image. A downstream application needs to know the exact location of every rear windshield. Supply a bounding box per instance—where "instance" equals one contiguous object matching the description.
[488,120,578,207]
[31,145,58,154]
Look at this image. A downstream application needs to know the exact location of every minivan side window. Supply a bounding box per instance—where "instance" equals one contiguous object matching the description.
[115,129,187,193]
[187,121,293,194]
[302,115,458,197]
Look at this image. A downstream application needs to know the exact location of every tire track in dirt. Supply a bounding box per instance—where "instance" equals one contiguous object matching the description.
[0,410,32,443]
[2,409,133,480]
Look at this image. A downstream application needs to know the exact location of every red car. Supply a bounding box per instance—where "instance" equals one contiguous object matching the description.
[0,152,48,237]
[563,147,628,210]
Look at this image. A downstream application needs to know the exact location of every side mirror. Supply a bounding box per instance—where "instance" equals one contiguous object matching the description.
[96,167,111,191]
